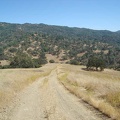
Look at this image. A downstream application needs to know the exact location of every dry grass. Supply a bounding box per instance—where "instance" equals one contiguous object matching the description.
[104,92,120,108]
[58,64,120,120]
[0,63,56,108]
[0,60,10,66]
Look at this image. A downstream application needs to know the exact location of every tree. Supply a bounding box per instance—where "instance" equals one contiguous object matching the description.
[87,56,105,71]
[38,51,47,65]
[0,47,5,60]
[10,52,34,68]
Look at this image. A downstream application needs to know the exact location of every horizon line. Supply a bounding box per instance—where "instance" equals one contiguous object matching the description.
[0,21,119,32]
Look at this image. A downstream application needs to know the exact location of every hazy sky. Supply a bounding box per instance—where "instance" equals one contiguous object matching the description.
[0,0,120,31]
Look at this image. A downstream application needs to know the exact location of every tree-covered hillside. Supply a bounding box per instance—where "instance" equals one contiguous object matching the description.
[0,22,120,70]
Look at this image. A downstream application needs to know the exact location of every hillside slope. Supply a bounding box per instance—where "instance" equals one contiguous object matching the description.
[0,22,120,69]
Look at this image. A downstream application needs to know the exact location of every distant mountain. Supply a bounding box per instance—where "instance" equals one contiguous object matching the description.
[0,22,120,70]
[117,30,120,33]
[0,22,120,44]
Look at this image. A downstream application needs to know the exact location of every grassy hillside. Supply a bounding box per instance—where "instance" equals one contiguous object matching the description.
[0,22,120,69]
[58,64,120,119]
[0,64,56,108]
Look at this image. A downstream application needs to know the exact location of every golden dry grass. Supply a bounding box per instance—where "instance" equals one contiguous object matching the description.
[0,64,56,108]
[0,60,10,66]
[58,64,120,120]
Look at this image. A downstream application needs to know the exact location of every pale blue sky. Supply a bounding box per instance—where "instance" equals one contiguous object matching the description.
[0,0,120,31]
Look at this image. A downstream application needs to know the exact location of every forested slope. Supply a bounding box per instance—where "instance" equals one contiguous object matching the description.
[0,22,120,69]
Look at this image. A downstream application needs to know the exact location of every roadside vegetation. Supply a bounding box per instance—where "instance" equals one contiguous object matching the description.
[0,64,56,109]
[57,64,120,120]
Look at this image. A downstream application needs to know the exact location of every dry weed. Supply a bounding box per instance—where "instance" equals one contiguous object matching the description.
[58,64,120,120]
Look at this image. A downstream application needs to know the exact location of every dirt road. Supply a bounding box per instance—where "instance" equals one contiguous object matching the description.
[0,66,106,120]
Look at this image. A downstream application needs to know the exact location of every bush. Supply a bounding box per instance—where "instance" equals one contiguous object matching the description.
[38,52,47,65]
[0,65,2,69]
[0,65,10,69]
[70,59,79,65]
[10,52,34,68]
[32,59,42,68]
[49,59,55,63]
[10,51,48,68]
[9,48,17,53]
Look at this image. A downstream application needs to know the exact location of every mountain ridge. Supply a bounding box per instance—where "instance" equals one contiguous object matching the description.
[0,22,120,70]
[0,22,119,32]
[1,22,120,45]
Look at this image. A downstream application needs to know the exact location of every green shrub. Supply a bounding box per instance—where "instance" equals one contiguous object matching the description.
[49,59,55,63]
[10,52,34,68]
[70,59,79,65]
